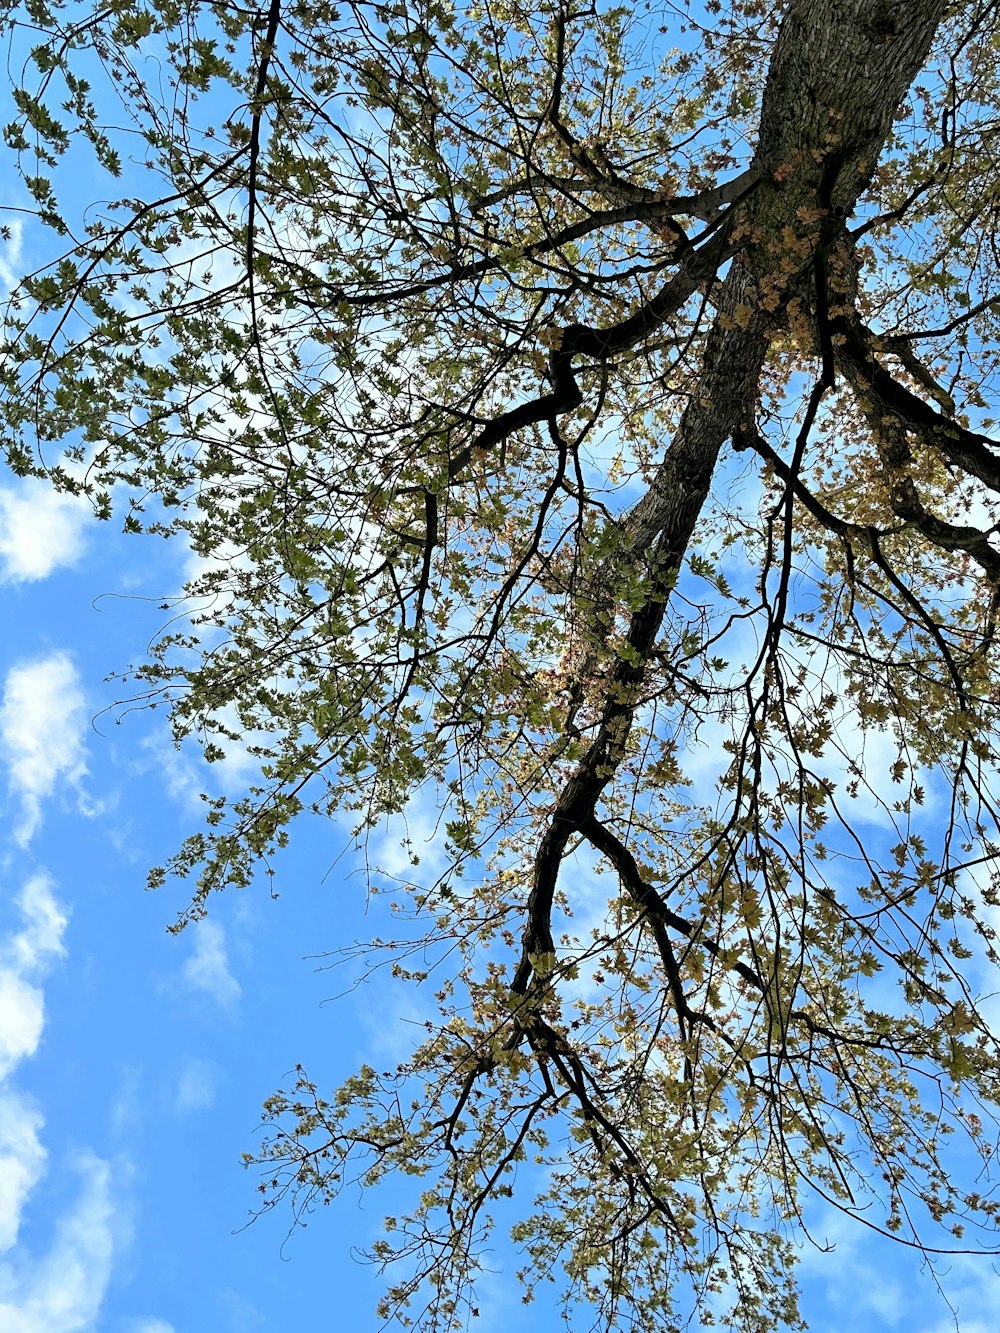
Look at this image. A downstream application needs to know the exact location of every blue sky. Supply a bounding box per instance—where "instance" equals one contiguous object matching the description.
[0,5,999,1332]
[0,443,999,1333]
[0,458,582,1331]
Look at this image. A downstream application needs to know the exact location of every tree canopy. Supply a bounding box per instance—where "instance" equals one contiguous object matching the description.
[5,0,1000,1327]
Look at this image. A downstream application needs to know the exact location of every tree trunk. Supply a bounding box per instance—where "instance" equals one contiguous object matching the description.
[517,0,951,996]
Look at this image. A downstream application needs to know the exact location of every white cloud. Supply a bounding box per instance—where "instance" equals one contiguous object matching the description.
[795,1198,1000,1333]
[0,481,90,584]
[0,879,113,1331]
[0,973,44,1082]
[356,985,433,1067]
[0,655,88,845]
[218,1287,265,1330]
[9,876,68,974]
[0,221,23,296]
[0,1152,114,1333]
[371,783,455,884]
[140,732,203,814]
[126,1320,176,1333]
[0,877,67,1252]
[0,1094,45,1252]
[914,1253,1000,1333]
[0,876,67,1083]
[181,919,240,1010]
[142,721,261,815]
[174,1057,217,1114]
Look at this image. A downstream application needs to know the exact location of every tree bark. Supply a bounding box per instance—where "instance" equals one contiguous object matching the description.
[514,0,951,996]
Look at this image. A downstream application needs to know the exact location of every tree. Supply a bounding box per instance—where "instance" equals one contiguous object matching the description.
[4,0,1000,1326]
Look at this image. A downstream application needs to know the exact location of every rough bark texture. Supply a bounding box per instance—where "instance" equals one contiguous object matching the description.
[515,0,951,998]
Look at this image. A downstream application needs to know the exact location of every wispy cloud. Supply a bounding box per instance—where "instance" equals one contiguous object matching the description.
[174,1056,217,1114]
[0,973,44,1083]
[217,1287,266,1330]
[0,654,88,846]
[795,1198,1000,1333]
[125,1319,176,1333]
[181,919,241,1010]
[140,731,204,814]
[0,1093,45,1252]
[0,1152,114,1333]
[0,875,66,1076]
[0,220,23,294]
[0,480,90,584]
[0,876,68,1252]
[142,721,261,815]
[9,876,68,972]
[0,876,114,1331]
